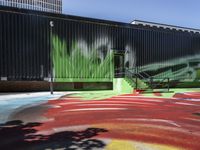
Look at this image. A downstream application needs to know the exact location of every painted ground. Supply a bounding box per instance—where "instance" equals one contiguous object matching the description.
[0,89,200,150]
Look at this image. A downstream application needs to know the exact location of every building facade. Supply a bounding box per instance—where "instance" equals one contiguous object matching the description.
[0,6,200,90]
[0,0,62,13]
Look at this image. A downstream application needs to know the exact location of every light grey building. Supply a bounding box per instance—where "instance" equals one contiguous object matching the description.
[0,0,62,13]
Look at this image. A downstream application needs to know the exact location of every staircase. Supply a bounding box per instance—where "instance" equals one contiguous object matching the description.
[124,68,170,93]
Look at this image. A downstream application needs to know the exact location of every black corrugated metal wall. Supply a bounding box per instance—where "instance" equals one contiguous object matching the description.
[0,10,50,80]
[134,27,200,80]
[0,6,200,82]
[50,17,136,82]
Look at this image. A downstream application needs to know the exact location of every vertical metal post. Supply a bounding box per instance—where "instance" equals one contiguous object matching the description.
[136,77,138,90]
[40,65,44,79]
[150,77,153,89]
[50,21,54,95]
[135,67,138,90]
[167,78,170,92]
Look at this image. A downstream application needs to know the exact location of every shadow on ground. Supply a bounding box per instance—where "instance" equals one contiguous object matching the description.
[0,120,107,150]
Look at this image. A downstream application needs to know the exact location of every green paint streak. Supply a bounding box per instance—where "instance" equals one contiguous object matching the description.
[124,77,149,90]
[52,35,114,82]
[54,78,112,82]
[139,88,200,98]
[137,54,200,82]
[67,88,200,100]
[68,78,135,100]
[68,90,119,100]
[113,78,133,94]
[196,69,200,79]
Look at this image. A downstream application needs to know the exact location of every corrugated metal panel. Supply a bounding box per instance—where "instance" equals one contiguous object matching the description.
[135,28,200,81]
[51,18,114,82]
[0,6,200,83]
[0,10,50,81]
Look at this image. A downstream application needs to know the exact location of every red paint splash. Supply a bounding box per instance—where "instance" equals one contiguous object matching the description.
[33,92,200,149]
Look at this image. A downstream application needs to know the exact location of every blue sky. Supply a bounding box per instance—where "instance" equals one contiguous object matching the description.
[63,0,200,29]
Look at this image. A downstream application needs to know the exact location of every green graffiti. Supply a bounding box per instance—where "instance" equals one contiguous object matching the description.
[52,35,114,82]
[137,54,200,82]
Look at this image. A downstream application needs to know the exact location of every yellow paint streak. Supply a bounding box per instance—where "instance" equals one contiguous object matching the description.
[106,140,135,150]
[106,140,182,150]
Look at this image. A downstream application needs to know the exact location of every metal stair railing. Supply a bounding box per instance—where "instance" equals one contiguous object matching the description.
[135,71,170,91]
[115,67,170,91]
[124,68,150,90]
[124,68,137,87]
[125,68,150,80]
[148,77,170,91]
[142,71,152,79]
[114,68,137,88]
[125,68,170,91]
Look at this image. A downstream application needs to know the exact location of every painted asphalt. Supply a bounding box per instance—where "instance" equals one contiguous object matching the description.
[0,89,200,150]
[0,92,68,123]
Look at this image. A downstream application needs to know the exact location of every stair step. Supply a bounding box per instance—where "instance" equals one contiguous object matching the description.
[124,77,149,89]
